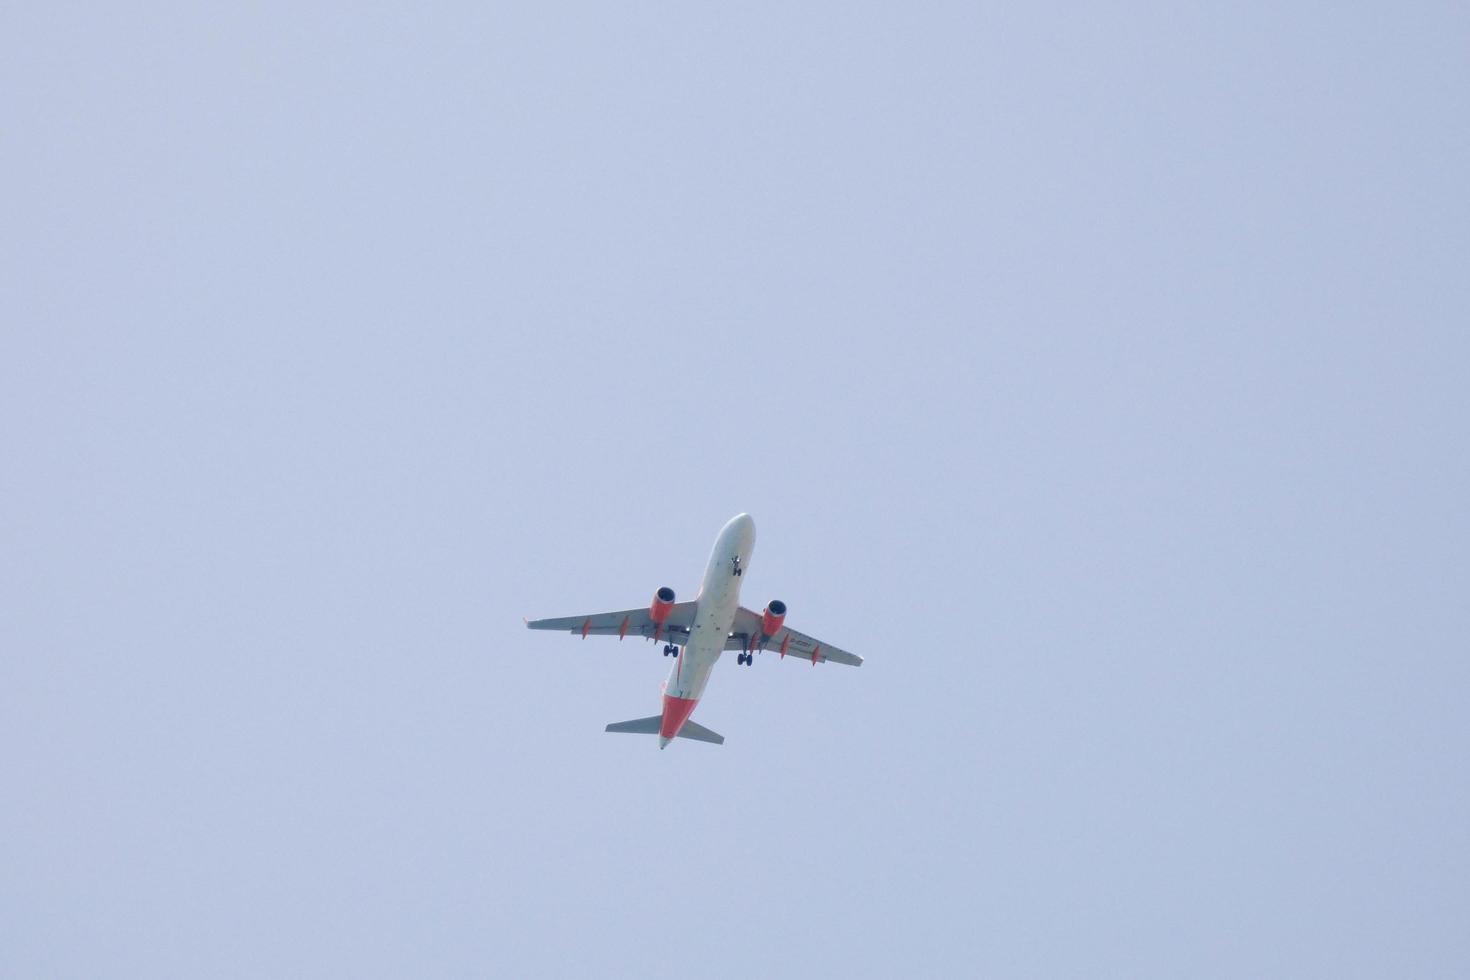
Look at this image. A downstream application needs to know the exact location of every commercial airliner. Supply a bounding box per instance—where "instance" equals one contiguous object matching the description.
[526,513,861,748]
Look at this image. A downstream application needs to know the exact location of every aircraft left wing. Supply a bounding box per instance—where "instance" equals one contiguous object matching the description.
[728,606,863,666]
[526,602,698,642]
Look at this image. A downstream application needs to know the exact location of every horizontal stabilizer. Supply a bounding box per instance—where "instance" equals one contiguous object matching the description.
[605,716,662,735]
[676,719,724,745]
[604,716,725,745]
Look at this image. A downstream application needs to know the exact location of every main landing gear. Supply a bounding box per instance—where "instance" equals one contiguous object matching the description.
[736,651,755,667]
[662,644,679,658]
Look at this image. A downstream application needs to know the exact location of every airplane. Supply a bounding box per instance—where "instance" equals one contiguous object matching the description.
[525,513,861,748]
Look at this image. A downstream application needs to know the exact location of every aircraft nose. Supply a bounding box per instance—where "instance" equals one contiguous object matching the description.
[726,513,756,544]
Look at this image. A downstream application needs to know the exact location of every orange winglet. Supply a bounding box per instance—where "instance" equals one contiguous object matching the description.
[811,644,820,666]
[618,615,629,640]
[581,618,591,639]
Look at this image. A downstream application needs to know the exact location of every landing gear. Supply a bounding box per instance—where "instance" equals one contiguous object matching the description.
[663,644,678,657]
[731,556,743,577]
[736,651,754,666]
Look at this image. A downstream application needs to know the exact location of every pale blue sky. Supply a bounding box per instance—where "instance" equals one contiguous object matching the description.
[3,2,1467,977]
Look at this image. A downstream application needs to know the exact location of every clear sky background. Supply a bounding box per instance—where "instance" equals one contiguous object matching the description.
[3,2,1467,977]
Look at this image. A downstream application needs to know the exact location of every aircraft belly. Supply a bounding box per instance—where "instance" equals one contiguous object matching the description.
[663,513,752,705]
[666,598,738,700]
[666,621,725,699]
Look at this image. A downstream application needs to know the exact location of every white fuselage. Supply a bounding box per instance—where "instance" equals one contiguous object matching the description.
[662,514,755,712]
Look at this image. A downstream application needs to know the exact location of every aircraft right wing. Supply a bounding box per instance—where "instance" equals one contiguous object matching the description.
[727,606,863,666]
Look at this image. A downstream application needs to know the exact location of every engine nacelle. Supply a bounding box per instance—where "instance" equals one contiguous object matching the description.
[649,586,677,625]
[760,600,787,637]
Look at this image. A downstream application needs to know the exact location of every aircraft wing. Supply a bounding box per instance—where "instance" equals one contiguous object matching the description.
[728,607,863,666]
[526,602,698,641]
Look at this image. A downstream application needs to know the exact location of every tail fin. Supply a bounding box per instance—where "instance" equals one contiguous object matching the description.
[604,716,725,745]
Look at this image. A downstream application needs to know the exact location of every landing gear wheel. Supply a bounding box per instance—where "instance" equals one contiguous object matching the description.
[671,647,679,658]
[662,644,672,657]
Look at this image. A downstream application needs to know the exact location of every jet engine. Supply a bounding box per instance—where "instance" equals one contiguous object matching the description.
[649,587,677,625]
[760,600,787,637]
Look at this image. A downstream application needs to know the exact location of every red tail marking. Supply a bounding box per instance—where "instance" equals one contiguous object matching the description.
[660,694,699,740]
[581,618,591,639]
[811,644,820,666]
[618,615,629,640]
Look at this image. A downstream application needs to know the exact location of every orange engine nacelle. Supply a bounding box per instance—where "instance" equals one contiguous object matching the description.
[760,600,787,637]
[649,587,677,625]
